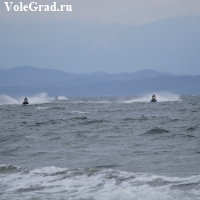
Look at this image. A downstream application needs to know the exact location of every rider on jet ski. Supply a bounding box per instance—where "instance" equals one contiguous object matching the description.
[23,97,29,104]
[151,94,157,102]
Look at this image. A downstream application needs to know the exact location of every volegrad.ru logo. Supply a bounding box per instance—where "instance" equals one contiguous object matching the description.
[4,2,72,12]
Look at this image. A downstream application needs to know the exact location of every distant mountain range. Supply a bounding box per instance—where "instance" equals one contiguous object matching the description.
[0,66,200,96]
[1,16,200,74]
[0,66,173,87]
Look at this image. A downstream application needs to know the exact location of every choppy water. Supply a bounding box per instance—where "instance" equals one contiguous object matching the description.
[1,93,200,200]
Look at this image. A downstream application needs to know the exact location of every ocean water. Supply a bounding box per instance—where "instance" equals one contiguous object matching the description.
[1,93,200,200]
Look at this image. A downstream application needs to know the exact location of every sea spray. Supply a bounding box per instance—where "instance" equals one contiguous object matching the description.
[25,93,52,104]
[124,92,181,103]
[0,93,54,105]
[0,95,19,105]
[56,96,68,100]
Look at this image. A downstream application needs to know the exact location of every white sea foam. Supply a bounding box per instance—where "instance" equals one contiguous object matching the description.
[71,111,90,114]
[57,96,68,100]
[36,107,52,110]
[124,92,181,103]
[1,166,200,200]
[70,100,111,104]
[87,101,111,104]
[54,96,68,101]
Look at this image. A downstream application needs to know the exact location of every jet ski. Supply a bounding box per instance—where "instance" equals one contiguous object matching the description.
[23,97,29,105]
[150,95,157,102]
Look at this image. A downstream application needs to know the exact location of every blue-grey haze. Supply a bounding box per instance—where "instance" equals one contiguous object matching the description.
[0,16,200,74]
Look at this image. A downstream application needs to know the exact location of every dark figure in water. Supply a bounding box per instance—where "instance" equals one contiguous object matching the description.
[23,97,29,105]
[151,94,157,102]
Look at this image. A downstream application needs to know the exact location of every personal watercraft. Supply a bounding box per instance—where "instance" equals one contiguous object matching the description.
[22,97,29,105]
[150,95,157,102]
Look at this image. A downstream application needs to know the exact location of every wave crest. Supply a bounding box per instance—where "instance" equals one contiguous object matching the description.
[1,167,200,200]
[144,127,170,135]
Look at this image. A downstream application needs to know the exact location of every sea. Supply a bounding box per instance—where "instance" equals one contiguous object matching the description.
[0,92,200,200]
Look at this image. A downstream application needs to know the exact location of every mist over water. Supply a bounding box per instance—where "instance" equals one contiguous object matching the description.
[1,95,200,200]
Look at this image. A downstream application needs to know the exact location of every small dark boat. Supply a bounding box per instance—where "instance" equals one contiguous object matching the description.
[150,95,157,102]
[22,97,29,105]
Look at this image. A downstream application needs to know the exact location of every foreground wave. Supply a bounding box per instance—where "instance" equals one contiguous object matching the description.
[0,165,200,200]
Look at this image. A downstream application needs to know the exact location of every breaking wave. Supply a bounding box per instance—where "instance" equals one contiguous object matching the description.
[1,165,200,200]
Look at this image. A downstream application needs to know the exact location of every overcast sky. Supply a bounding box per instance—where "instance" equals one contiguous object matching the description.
[1,0,200,25]
[0,0,200,74]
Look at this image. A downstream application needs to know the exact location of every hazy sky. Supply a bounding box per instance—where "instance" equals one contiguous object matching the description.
[0,0,200,74]
[1,0,200,25]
